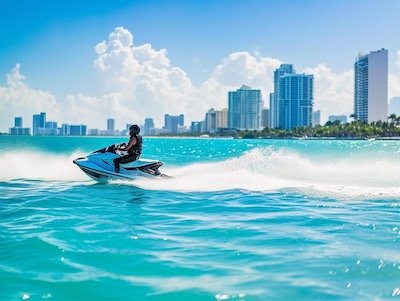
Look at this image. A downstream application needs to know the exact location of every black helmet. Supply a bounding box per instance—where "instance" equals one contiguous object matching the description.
[129,124,140,136]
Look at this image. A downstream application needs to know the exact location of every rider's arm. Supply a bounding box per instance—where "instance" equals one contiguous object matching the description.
[125,136,137,152]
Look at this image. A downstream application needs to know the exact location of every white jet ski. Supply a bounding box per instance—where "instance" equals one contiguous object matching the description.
[73,143,167,182]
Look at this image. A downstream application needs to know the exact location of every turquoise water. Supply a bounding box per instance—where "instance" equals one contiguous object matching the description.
[1,136,400,300]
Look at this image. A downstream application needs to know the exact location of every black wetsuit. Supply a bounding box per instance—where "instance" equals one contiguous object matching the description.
[114,135,142,172]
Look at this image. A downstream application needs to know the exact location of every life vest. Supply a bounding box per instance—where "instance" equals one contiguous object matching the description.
[128,134,142,156]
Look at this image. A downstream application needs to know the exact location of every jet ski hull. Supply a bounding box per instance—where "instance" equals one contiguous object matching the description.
[73,144,166,182]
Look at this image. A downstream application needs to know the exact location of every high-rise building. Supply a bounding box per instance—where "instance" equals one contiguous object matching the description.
[69,125,87,136]
[312,110,321,127]
[277,73,314,130]
[271,64,295,129]
[191,121,205,133]
[45,121,58,135]
[205,108,217,132]
[107,118,115,134]
[354,48,388,123]
[328,115,348,124]
[269,93,275,128]
[261,109,270,128]
[228,85,263,130]
[216,108,228,129]
[143,118,155,136]
[32,112,46,135]
[9,116,30,135]
[164,114,184,134]
[60,124,86,136]
[15,117,22,128]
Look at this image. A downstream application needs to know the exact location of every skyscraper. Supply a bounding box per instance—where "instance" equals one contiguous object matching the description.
[228,85,263,130]
[143,118,155,136]
[216,108,228,129]
[107,118,115,133]
[312,110,321,127]
[9,116,30,135]
[354,48,388,123]
[272,65,313,130]
[15,117,22,128]
[164,114,184,134]
[268,93,276,128]
[205,108,217,132]
[261,108,270,128]
[278,73,314,130]
[271,64,295,129]
[32,112,46,135]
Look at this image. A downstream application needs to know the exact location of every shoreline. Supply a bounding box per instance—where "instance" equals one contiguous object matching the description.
[1,134,400,140]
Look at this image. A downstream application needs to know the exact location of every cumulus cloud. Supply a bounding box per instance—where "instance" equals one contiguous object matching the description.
[304,64,353,122]
[92,28,284,126]
[3,26,400,132]
[389,50,400,99]
[92,27,194,126]
[0,64,60,131]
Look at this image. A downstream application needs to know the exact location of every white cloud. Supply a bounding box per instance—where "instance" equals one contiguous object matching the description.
[0,64,60,131]
[2,27,400,132]
[92,27,194,127]
[389,50,400,99]
[304,64,353,122]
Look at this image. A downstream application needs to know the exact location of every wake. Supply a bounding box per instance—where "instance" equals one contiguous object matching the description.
[132,148,400,199]
[0,151,88,182]
[1,148,400,199]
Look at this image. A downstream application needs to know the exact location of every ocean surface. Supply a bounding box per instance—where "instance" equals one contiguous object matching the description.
[1,136,400,301]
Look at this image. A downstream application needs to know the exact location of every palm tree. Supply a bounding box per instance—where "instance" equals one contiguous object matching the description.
[388,113,397,125]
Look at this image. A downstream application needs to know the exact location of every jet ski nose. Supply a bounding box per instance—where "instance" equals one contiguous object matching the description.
[73,157,86,165]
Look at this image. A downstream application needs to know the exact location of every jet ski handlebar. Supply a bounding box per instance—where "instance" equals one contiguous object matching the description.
[94,143,127,154]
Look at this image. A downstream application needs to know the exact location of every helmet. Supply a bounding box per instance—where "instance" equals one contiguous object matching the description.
[129,124,140,136]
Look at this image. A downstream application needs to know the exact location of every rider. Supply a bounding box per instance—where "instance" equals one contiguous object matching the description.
[114,124,142,173]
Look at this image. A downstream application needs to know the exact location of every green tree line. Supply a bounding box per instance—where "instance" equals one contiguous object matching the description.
[241,113,400,139]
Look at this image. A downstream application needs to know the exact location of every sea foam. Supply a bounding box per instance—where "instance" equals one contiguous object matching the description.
[0,151,88,182]
[1,148,399,199]
[130,148,400,199]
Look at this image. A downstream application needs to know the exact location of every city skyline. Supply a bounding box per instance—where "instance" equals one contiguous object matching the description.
[1,1,400,132]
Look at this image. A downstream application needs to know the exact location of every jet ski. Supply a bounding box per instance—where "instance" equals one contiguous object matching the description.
[73,143,167,182]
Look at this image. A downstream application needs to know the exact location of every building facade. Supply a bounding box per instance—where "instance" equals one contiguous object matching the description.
[228,85,263,130]
[143,118,155,136]
[278,73,314,130]
[9,116,30,135]
[261,108,270,128]
[44,121,58,135]
[164,114,184,134]
[271,64,314,130]
[32,112,46,135]
[60,124,87,136]
[216,108,228,129]
[15,117,22,128]
[271,64,295,129]
[205,109,217,132]
[354,48,388,123]
[191,121,205,133]
[312,110,321,127]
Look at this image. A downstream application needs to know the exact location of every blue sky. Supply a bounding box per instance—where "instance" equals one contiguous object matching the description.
[1,0,400,130]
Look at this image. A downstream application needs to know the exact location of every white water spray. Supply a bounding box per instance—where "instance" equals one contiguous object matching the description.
[1,148,399,199]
